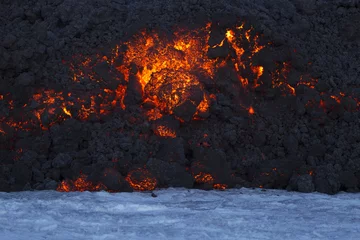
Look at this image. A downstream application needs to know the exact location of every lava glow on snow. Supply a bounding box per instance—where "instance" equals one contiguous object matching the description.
[1,21,360,192]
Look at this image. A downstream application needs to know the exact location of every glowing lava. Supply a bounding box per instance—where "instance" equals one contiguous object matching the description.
[3,21,360,193]
[194,172,214,184]
[144,69,204,114]
[0,21,296,135]
[154,125,177,138]
[213,183,228,190]
[57,174,106,192]
[125,168,157,191]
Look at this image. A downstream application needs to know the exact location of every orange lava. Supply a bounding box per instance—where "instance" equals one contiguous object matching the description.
[271,62,295,95]
[248,106,255,115]
[125,168,157,191]
[213,183,228,190]
[116,25,216,118]
[144,69,204,114]
[118,25,216,88]
[1,21,325,135]
[114,22,267,119]
[194,93,210,118]
[145,108,163,121]
[2,21,357,150]
[57,174,106,192]
[297,75,318,89]
[154,125,177,138]
[194,172,214,184]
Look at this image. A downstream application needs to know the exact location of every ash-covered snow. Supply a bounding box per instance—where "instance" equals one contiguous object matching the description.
[0,188,359,240]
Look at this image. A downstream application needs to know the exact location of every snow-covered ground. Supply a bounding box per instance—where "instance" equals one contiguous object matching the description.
[0,188,360,240]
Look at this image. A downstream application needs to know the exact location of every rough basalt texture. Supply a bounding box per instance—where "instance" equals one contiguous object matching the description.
[1,0,360,194]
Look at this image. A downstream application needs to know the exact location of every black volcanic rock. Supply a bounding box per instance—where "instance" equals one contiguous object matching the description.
[11,162,32,189]
[0,179,10,192]
[44,179,58,190]
[340,171,359,191]
[102,168,132,192]
[156,138,186,165]
[308,144,326,158]
[147,159,194,188]
[207,41,230,59]
[52,153,73,168]
[124,75,143,106]
[283,134,299,154]
[16,72,35,86]
[173,100,198,122]
[287,174,315,193]
[314,165,341,194]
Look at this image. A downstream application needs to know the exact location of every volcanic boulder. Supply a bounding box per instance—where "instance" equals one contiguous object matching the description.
[101,168,132,192]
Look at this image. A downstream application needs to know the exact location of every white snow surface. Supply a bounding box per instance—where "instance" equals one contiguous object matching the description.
[0,188,360,240]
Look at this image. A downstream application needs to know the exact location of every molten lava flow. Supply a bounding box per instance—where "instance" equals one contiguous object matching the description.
[154,125,176,138]
[112,22,269,120]
[271,62,295,95]
[0,84,124,133]
[62,107,72,117]
[194,93,210,119]
[194,172,214,184]
[116,25,216,119]
[251,66,264,88]
[297,75,318,89]
[226,29,245,67]
[248,106,255,115]
[144,69,203,114]
[225,24,265,89]
[114,85,127,110]
[1,21,303,136]
[57,174,106,192]
[125,168,157,191]
[118,25,216,88]
[145,108,163,121]
[213,183,228,190]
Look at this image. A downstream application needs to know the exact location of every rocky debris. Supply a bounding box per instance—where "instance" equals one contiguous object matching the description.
[207,42,230,59]
[52,153,73,168]
[147,159,194,188]
[15,72,35,86]
[44,179,59,190]
[2,34,17,48]
[11,162,32,190]
[32,167,44,182]
[156,137,186,165]
[173,100,198,122]
[287,174,315,193]
[314,165,341,194]
[340,171,359,192]
[283,134,299,154]
[101,168,132,192]
[124,74,143,106]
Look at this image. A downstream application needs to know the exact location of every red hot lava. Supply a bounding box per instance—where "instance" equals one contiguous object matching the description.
[1,21,360,192]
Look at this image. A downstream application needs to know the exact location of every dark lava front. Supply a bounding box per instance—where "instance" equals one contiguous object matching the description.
[1,0,360,194]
